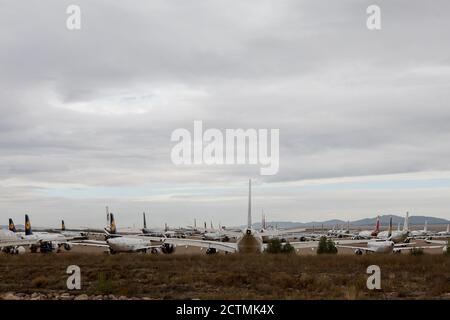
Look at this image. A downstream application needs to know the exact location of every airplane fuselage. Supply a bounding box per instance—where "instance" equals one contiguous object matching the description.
[367,240,395,253]
[107,237,150,253]
[236,229,263,253]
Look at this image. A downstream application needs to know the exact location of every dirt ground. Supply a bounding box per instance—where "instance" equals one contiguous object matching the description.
[0,252,449,299]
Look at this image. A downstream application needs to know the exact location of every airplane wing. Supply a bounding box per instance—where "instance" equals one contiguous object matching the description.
[69,240,110,248]
[273,227,307,235]
[336,245,377,253]
[0,239,39,247]
[289,241,319,249]
[162,238,237,253]
[136,235,170,242]
[425,239,448,245]
[394,245,444,251]
[262,228,307,237]
[290,239,367,249]
[219,230,243,238]
[334,239,370,245]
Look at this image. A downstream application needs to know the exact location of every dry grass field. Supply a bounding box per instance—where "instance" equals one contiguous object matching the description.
[0,253,449,299]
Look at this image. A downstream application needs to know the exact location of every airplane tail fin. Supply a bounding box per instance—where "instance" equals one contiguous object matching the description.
[62,220,66,231]
[387,217,392,238]
[8,218,16,233]
[143,212,147,229]
[403,212,409,232]
[261,210,264,230]
[424,220,427,232]
[106,206,110,228]
[25,214,32,236]
[247,179,252,229]
[447,224,449,233]
[375,216,380,232]
[109,213,116,234]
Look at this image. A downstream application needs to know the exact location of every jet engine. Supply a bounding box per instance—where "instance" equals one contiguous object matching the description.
[206,248,217,255]
[3,246,26,254]
[161,243,175,254]
[64,243,72,251]
[15,246,26,254]
[354,249,363,255]
[40,242,55,253]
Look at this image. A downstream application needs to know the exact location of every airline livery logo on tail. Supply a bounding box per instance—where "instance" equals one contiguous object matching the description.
[25,214,32,235]
[8,219,16,232]
[110,213,117,234]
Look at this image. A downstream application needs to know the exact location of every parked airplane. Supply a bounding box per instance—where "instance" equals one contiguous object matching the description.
[376,213,410,243]
[0,228,36,254]
[52,220,88,239]
[74,213,170,254]
[6,215,77,253]
[160,180,317,254]
[353,216,380,239]
[436,224,450,237]
[257,212,308,242]
[425,239,449,253]
[337,218,442,254]
[410,220,430,238]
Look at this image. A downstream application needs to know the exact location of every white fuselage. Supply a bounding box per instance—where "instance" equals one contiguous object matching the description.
[203,232,224,241]
[357,230,375,239]
[410,229,429,237]
[20,232,67,243]
[0,229,19,241]
[367,240,395,253]
[377,230,408,243]
[107,237,150,252]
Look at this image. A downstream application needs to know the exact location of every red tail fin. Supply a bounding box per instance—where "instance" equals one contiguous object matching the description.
[375,216,380,232]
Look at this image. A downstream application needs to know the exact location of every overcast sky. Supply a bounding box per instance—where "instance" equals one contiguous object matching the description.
[1,0,450,228]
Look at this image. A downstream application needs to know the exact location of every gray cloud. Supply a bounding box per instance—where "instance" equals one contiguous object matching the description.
[1,0,450,226]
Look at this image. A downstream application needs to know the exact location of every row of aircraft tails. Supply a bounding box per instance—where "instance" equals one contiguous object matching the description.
[1,180,449,255]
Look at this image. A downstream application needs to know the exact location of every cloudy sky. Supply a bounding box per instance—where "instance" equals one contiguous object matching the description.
[1,0,450,228]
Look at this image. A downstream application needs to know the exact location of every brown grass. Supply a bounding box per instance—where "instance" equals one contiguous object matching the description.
[0,253,449,299]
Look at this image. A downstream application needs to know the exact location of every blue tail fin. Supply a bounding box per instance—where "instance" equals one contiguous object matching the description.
[8,218,16,232]
[25,214,32,235]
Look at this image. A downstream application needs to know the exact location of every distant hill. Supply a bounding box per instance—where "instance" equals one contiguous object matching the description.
[249,215,450,229]
[0,224,24,230]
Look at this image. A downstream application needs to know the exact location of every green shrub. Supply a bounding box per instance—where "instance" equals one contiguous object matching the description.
[281,242,295,254]
[94,272,114,295]
[317,237,337,254]
[265,239,294,254]
[410,247,424,256]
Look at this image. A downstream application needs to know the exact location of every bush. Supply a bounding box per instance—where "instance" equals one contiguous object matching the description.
[265,239,294,254]
[94,272,114,295]
[31,276,49,288]
[317,237,337,254]
[410,247,424,256]
[281,242,295,254]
